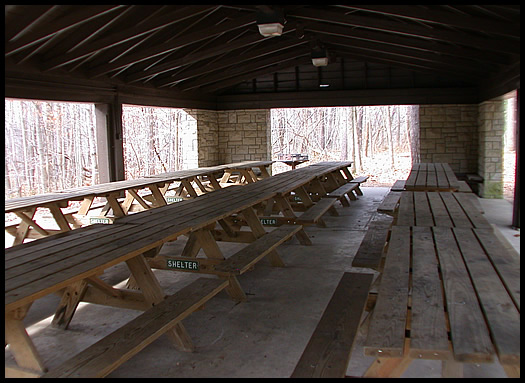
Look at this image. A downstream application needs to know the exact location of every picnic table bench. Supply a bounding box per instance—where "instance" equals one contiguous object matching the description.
[5,181,300,377]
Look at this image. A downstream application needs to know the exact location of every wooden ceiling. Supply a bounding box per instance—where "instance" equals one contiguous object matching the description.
[5,5,521,108]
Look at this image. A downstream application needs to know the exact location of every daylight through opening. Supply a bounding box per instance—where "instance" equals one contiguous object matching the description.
[270,106,420,185]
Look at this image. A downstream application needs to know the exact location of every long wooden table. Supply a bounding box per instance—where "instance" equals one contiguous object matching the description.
[363,225,520,378]
[4,180,288,376]
[5,161,274,245]
[381,191,492,229]
[357,167,520,378]
[5,161,356,377]
[404,162,460,191]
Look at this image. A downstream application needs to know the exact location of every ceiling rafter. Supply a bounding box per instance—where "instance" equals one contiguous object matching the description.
[155,36,307,88]
[41,5,216,71]
[6,5,127,56]
[337,5,520,38]
[287,7,520,55]
[174,46,311,91]
[88,11,256,78]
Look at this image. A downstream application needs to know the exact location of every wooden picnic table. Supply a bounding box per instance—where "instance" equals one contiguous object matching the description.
[5,180,297,377]
[362,225,520,378]
[218,160,274,184]
[404,162,460,191]
[379,191,492,229]
[4,162,273,245]
[354,169,520,377]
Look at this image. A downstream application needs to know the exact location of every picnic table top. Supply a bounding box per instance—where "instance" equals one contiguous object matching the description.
[4,162,275,213]
[404,162,460,191]
[5,183,277,312]
[393,191,491,228]
[365,225,520,366]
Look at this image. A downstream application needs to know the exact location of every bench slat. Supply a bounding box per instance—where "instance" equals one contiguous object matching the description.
[325,182,358,198]
[41,277,229,378]
[291,272,374,378]
[352,214,392,270]
[364,226,410,358]
[214,224,302,275]
[350,175,368,184]
[296,198,337,224]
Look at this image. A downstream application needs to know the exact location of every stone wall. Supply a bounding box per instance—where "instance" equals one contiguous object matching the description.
[419,104,478,174]
[478,100,505,198]
[184,109,219,167]
[217,109,271,164]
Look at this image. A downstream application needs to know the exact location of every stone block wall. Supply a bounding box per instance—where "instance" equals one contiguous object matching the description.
[184,109,219,167]
[478,100,505,198]
[217,109,271,164]
[419,104,478,174]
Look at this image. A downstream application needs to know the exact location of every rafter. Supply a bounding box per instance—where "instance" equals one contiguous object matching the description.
[87,11,256,78]
[41,5,216,71]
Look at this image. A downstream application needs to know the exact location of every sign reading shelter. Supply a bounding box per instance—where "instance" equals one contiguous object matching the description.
[167,259,200,271]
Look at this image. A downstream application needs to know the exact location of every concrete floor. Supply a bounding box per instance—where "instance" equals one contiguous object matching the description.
[6,187,520,378]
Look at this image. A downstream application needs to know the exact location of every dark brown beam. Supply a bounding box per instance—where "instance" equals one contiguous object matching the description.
[87,11,256,78]
[155,37,308,88]
[41,5,216,71]
[215,87,480,109]
[6,5,127,56]
[122,32,267,83]
[177,47,311,91]
[197,56,312,94]
[287,8,520,55]
[303,21,513,66]
[338,5,520,38]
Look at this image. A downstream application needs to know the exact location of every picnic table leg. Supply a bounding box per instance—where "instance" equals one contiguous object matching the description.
[47,203,72,232]
[13,208,49,244]
[51,279,88,329]
[258,165,271,178]
[106,192,126,217]
[241,207,285,267]
[273,195,312,246]
[307,178,327,202]
[181,179,199,198]
[220,170,233,183]
[207,173,222,190]
[126,254,194,352]
[5,306,47,376]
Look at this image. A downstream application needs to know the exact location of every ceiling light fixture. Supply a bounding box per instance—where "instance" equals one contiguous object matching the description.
[256,7,285,37]
[311,47,329,67]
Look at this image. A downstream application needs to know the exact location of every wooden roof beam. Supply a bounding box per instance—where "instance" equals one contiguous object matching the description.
[41,5,216,71]
[87,11,256,78]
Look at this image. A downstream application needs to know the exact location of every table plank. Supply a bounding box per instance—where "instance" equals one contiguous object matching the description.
[365,226,410,357]
[433,226,495,362]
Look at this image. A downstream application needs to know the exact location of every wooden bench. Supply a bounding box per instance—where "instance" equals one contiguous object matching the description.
[215,224,300,275]
[377,191,401,216]
[296,198,338,227]
[41,278,229,378]
[391,179,406,191]
[291,272,374,378]
[347,175,368,196]
[352,213,393,271]
[325,183,359,207]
